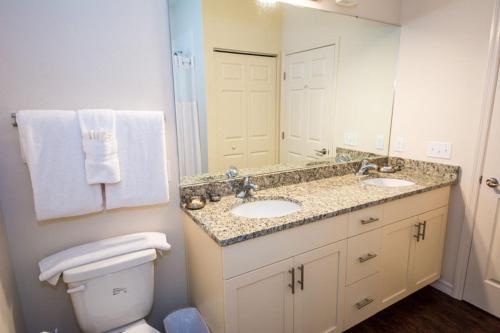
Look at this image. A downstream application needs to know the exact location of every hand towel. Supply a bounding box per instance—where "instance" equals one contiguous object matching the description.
[105,111,169,210]
[16,110,103,221]
[77,109,120,184]
[38,232,171,285]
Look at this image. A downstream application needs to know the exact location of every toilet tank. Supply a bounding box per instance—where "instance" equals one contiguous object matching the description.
[62,249,157,333]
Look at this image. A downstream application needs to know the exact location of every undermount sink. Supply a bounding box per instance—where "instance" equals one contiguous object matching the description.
[362,178,415,187]
[231,199,301,219]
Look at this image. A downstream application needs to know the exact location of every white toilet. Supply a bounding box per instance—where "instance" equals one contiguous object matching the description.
[62,248,160,333]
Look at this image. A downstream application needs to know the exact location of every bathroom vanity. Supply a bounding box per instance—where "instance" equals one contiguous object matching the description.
[182,162,458,333]
[169,1,459,331]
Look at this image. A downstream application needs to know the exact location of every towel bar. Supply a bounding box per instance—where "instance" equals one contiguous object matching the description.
[10,112,166,128]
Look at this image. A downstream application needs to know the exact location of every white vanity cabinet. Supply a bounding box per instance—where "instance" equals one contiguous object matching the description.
[183,186,451,333]
[380,196,449,309]
[224,242,346,333]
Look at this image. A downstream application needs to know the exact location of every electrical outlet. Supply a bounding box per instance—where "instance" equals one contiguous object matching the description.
[427,142,452,159]
[375,135,385,150]
[394,137,405,152]
[344,132,358,147]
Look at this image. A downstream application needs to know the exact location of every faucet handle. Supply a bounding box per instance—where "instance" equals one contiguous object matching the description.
[225,166,239,178]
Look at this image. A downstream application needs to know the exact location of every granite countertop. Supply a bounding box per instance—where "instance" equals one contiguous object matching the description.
[183,169,458,247]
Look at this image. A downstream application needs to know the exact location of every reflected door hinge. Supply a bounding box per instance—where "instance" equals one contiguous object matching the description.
[281,131,285,140]
[283,72,286,80]
[479,175,483,184]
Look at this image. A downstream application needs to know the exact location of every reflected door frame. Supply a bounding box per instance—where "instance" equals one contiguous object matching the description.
[280,44,336,164]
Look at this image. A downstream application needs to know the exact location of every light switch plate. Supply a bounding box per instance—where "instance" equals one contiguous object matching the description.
[375,135,385,150]
[427,142,452,159]
[394,137,405,152]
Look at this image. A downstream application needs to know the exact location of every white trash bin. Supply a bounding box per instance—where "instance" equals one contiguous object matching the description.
[164,308,210,333]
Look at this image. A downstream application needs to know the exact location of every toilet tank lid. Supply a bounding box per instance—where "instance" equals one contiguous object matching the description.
[63,249,157,283]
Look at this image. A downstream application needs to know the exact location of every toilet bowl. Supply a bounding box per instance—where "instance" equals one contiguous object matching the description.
[62,249,160,333]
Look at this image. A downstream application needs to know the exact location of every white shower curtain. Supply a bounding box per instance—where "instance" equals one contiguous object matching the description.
[172,54,202,177]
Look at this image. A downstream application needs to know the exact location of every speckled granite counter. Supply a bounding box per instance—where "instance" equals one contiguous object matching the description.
[183,167,458,247]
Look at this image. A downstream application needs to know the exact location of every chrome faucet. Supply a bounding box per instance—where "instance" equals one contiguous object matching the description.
[236,176,259,199]
[357,159,378,176]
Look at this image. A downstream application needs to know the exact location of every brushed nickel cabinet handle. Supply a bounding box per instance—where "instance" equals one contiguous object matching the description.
[414,223,423,242]
[297,264,304,290]
[355,297,374,310]
[288,268,295,294]
[358,253,377,263]
[421,221,427,241]
[361,217,379,225]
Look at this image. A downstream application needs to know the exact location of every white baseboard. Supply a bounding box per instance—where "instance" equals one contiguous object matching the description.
[432,279,456,298]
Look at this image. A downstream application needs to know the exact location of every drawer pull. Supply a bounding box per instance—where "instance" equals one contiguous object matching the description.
[288,268,295,294]
[355,297,374,310]
[358,253,377,263]
[361,217,379,225]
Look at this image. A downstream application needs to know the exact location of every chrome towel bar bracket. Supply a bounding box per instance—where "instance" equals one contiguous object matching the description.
[11,113,17,127]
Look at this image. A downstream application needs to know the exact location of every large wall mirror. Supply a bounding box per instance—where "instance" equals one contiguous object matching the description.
[168,0,401,184]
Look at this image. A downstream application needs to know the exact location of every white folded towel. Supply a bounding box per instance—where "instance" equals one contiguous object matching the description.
[38,232,171,285]
[105,111,169,210]
[77,109,120,184]
[16,110,104,221]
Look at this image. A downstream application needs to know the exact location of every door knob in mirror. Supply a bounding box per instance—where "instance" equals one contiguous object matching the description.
[314,148,328,156]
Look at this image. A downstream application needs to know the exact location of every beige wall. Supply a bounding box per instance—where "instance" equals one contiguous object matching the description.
[0,208,25,333]
[0,1,188,332]
[202,0,283,171]
[282,5,400,155]
[391,0,496,294]
[280,0,401,25]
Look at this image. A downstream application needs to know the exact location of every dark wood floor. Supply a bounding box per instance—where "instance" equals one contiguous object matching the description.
[346,287,500,333]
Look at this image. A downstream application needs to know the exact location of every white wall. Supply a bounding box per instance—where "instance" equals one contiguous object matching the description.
[279,0,402,25]
[0,1,188,332]
[282,5,400,154]
[0,207,25,333]
[392,0,496,295]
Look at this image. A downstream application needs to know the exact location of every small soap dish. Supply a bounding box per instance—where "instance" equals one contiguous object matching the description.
[185,196,206,210]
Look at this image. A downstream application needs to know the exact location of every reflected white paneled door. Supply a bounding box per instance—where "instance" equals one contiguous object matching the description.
[214,51,277,171]
[463,66,500,318]
[282,45,335,164]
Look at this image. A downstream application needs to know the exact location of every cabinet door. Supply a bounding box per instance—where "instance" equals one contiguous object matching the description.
[293,241,347,333]
[224,258,294,333]
[411,207,448,291]
[380,217,418,308]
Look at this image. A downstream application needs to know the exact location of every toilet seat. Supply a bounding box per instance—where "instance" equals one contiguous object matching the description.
[107,320,161,333]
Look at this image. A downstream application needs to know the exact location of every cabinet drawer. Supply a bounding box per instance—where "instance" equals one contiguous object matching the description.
[344,274,381,330]
[348,205,384,237]
[346,229,381,285]
[223,215,348,279]
[384,187,450,224]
